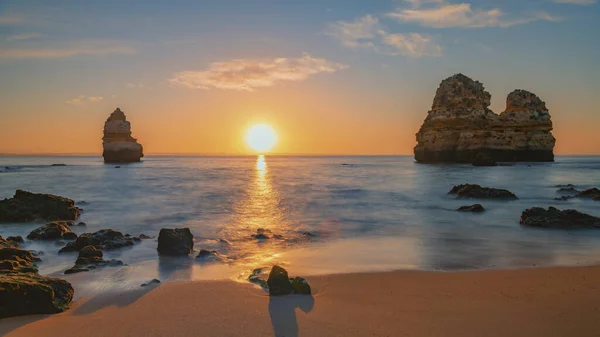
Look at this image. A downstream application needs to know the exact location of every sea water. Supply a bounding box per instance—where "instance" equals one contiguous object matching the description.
[1,155,599,294]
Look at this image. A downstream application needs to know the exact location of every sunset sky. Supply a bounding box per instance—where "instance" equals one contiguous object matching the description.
[1,0,599,155]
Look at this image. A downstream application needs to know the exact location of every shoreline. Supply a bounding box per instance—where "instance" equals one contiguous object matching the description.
[2,265,599,337]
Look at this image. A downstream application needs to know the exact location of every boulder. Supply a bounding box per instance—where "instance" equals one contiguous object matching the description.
[457,204,485,212]
[65,245,123,274]
[267,265,294,296]
[157,228,193,256]
[414,74,555,163]
[27,221,76,240]
[102,108,144,163]
[520,207,600,229]
[290,277,311,295]
[59,229,135,252]
[141,279,161,287]
[472,153,497,167]
[0,190,80,222]
[448,184,517,199]
[577,188,600,198]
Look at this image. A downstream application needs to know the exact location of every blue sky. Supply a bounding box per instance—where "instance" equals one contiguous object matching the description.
[0,0,599,154]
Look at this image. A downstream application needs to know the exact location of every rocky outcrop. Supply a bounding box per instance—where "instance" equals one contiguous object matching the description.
[520,207,600,229]
[457,204,485,212]
[102,108,143,163]
[0,190,80,222]
[64,245,123,274]
[27,221,77,240]
[0,236,74,318]
[414,74,555,163]
[157,228,193,256]
[577,188,600,199]
[449,184,518,199]
[59,229,135,252]
[267,265,311,296]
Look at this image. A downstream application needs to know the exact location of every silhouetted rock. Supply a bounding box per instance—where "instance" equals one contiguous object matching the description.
[141,279,161,287]
[65,245,123,274]
[157,228,193,256]
[102,108,143,163]
[0,190,80,222]
[139,234,152,239]
[267,265,294,296]
[27,221,76,240]
[59,229,135,252]
[557,187,579,194]
[6,236,24,246]
[76,222,87,226]
[414,74,555,163]
[290,277,311,295]
[472,153,497,167]
[577,188,600,198]
[51,164,66,167]
[520,207,600,229]
[457,204,485,212]
[449,184,517,199]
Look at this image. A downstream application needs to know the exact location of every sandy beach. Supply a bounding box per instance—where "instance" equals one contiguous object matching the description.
[1,265,599,337]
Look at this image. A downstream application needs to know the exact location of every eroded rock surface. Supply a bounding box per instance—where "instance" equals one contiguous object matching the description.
[102,108,144,163]
[0,190,80,222]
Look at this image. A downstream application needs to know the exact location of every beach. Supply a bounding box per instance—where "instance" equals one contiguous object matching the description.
[2,265,599,337]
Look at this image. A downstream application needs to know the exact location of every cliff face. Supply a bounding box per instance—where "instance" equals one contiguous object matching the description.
[414,74,555,163]
[102,108,143,163]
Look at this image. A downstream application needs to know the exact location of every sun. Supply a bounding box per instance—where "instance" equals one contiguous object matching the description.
[245,124,277,153]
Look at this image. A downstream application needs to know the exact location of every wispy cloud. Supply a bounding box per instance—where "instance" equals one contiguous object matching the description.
[126,83,145,88]
[6,32,42,41]
[65,95,103,105]
[169,53,348,91]
[387,3,559,28]
[326,15,443,57]
[553,0,596,4]
[0,40,135,59]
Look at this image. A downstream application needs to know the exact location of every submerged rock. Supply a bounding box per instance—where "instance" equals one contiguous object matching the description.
[59,229,135,252]
[472,153,497,167]
[414,74,555,163]
[157,228,193,256]
[0,236,74,318]
[457,204,485,212]
[27,221,76,240]
[520,207,600,229]
[0,190,80,222]
[102,108,144,163]
[449,184,517,199]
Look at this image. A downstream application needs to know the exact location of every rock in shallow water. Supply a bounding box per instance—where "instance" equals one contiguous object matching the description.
[157,228,193,256]
[27,221,76,240]
[0,190,80,222]
[520,207,600,229]
[414,74,555,163]
[65,245,123,274]
[449,184,517,199]
[266,265,311,296]
[457,204,485,212]
[141,279,161,287]
[472,153,497,167]
[577,188,600,199]
[59,229,135,252]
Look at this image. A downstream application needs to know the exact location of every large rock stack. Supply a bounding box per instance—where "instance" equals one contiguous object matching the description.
[102,108,144,163]
[414,74,555,163]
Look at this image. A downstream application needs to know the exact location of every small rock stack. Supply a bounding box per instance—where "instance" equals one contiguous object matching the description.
[102,108,144,163]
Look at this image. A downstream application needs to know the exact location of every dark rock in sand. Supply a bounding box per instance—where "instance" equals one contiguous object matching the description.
[449,184,517,199]
[27,221,76,240]
[157,228,193,256]
[472,153,498,167]
[0,190,80,222]
[141,279,161,287]
[520,207,600,229]
[577,188,600,198]
[267,265,294,296]
[59,229,135,253]
[457,204,485,212]
[290,277,312,295]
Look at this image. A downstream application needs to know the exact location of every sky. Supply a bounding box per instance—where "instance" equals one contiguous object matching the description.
[0,0,599,155]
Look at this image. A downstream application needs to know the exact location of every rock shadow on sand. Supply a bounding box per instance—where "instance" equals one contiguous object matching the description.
[268,295,314,337]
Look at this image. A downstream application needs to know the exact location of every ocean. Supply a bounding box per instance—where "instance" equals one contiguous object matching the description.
[1,155,600,295]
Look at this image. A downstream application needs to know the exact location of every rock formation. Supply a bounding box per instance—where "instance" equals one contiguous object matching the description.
[520,207,600,229]
[59,229,136,253]
[448,184,518,199]
[414,74,555,163]
[0,190,80,222]
[157,228,194,256]
[102,108,143,163]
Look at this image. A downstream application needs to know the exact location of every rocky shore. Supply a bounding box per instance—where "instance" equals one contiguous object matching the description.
[414,74,555,163]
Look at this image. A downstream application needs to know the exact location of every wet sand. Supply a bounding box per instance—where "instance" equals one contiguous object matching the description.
[1,266,599,337]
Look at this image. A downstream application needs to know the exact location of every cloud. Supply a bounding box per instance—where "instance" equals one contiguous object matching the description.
[404,0,445,9]
[553,0,596,4]
[169,53,348,91]
[387,3,559,28]
[126,82,145,88]
[65,95,103,105]
[0,40,135,59]
[6,33,42,41]
[326,16,443,57]
[381,33,443,57]
[325,15,381,48]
